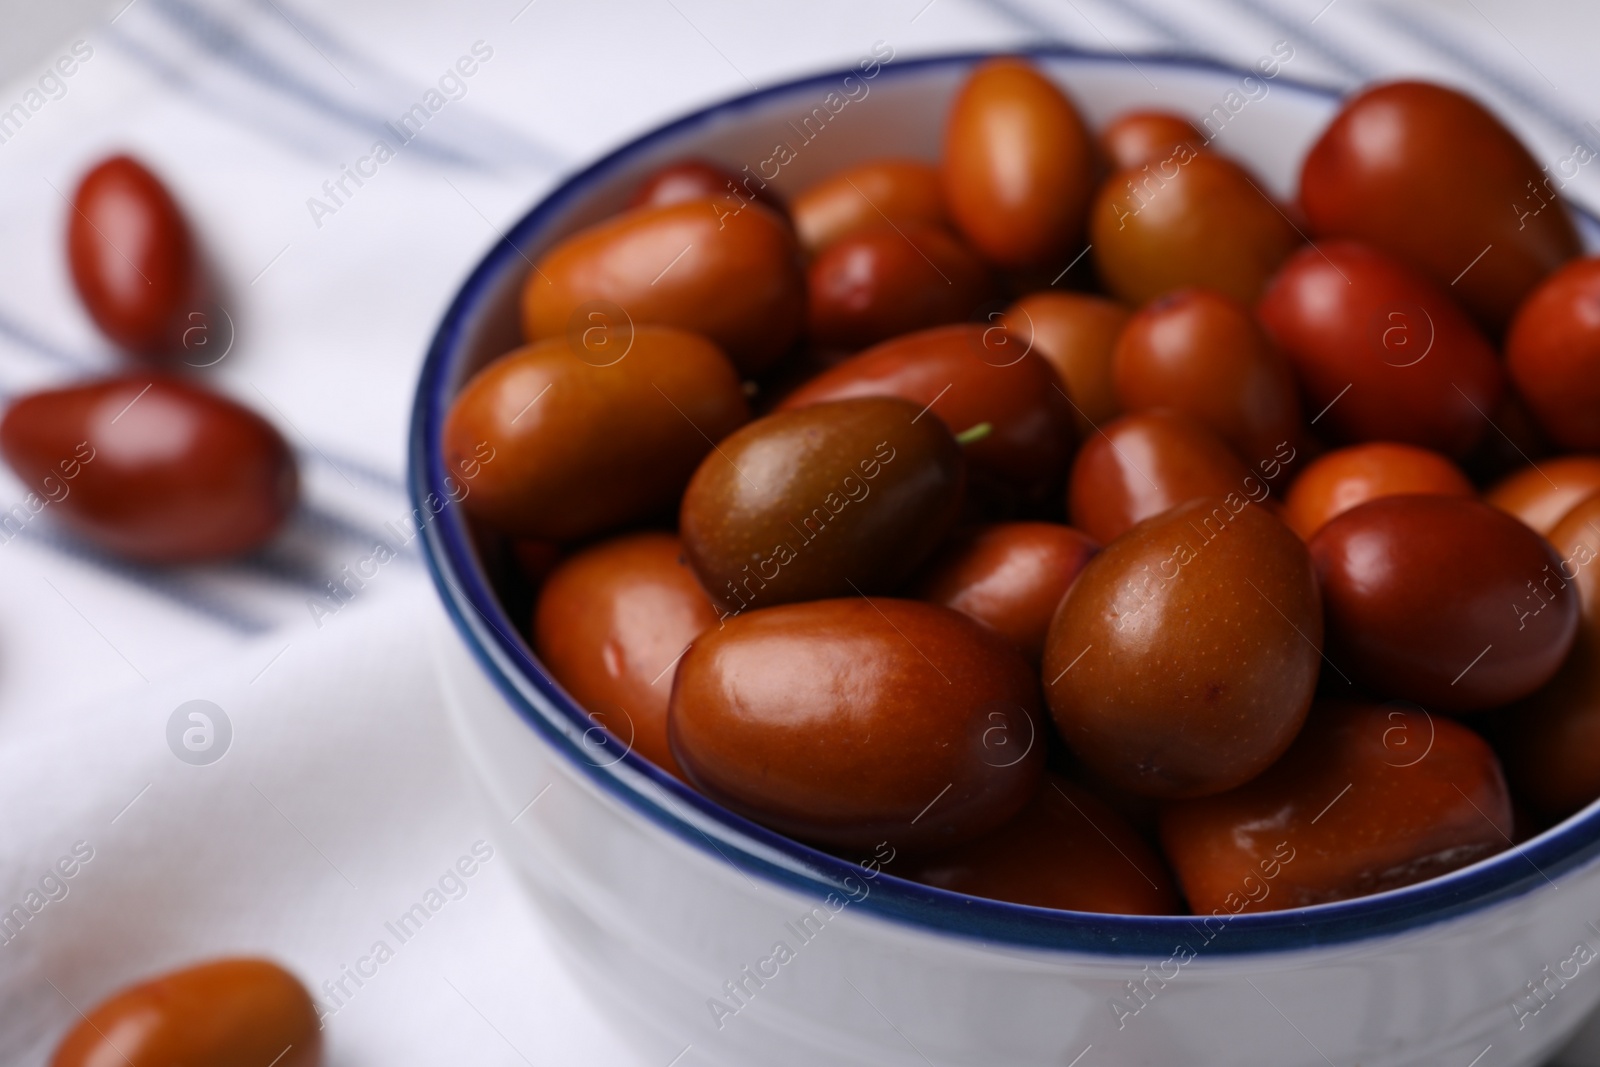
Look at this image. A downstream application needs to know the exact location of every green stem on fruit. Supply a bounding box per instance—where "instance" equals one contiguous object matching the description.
[955,422,993,446]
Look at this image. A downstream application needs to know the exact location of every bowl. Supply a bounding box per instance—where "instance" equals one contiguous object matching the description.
[410,47,1600,1067]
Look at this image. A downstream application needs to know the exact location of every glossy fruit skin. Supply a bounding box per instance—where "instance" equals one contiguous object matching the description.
[1112,287,1305,468]
[680,397,964,612]
[1506,257,1600,448]
[805,223,994,351]
[1486,455,1600,535]
[1067,411,1276,545]
[1282,442,1473,541]
[444,327,748,541]
[533,532,717,778]
[0,375,296,563]
[669,598,1044,851]
[1002,292,1127,437]
[1160,702,1513,913]
[778,324,1075,496]
[1099,110,1205,171]
[791,158,945,256]
[1044,497,1322,798]
[521,199,803,375]
[907,775,1179,914]
[942,59,1095,271]
[627,157,785,216]
[1310,495,1580,711]
[68,155,207,358]
[1091,151,1299,306]
[916,522,1098,664]
[50,957,321,1067]
[1503,493,1600,817]
[1300,80,1579,333]
[1257,241,1504,458]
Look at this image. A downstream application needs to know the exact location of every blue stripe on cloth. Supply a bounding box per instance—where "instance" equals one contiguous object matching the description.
[145,0,566,172]
[966,0,1093,43]
[2,480,430,628]
[0,482,420,622]
[289,503,419,565]
[0,305,408,499]
[0,332,417,617]
[1376,5,1599,155]
[0,312,114,373]
[1224,0,1375,81]
[289,444,405,496]
[976,0,1372,87]
[9,521,275,633]
[973,0,1180,49]
[145,0,477,167]
[244,0,415,76]
[1064,0,1194,50]
[239,540,405,595]
[244,0,570,171]
[101,23,341,163]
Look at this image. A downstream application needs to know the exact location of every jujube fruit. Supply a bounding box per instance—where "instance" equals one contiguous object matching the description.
[669,597,1045,851]
[1044,497,1321,798]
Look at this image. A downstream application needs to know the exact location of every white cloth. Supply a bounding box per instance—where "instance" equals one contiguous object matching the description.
[2,0,1599,1063]
[0,586,640,1063]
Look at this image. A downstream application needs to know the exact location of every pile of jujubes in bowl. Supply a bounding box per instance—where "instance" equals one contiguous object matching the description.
[442,58,1600,919]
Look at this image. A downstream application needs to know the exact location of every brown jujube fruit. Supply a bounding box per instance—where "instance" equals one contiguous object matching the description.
[627,157,784,216]
[1299,80,1579,333]
[521,198,802,374]
[906,775,1179,914]
[68,154,208,358]
[680,397,963,611]
[942,59,1095,270]
[1044,497,1322,798]
[1112,287,1306,468]
[668,597,1044,851]
[1091,151,1299,306]
[1002,291,1127,437]
[1161,702,1512,913]
[1257,240,1504,458]
[533,532,718,778]
[1486,455,1600,535]
[1310,495,1579,711]
[1282,442,1474,541]
[1506,257,1600,449]
[916,521,1097,664]
[443,327,748,541]
[779,324,1074,496]
[1066,411,1262,545]
[1503,492,1600,817]
[51,957,321,1067]
[0,375,297,563]
[1099,110,1205,171]
[790,158,945,255]
[805,223,994,351]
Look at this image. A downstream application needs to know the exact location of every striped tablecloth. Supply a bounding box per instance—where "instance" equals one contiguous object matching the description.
[1,0,1596,1063]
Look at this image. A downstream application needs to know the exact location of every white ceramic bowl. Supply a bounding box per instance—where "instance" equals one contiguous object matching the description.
[411,48,1600,1067]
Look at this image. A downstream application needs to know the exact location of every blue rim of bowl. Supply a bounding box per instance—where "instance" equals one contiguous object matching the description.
[410,45,1600,957]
